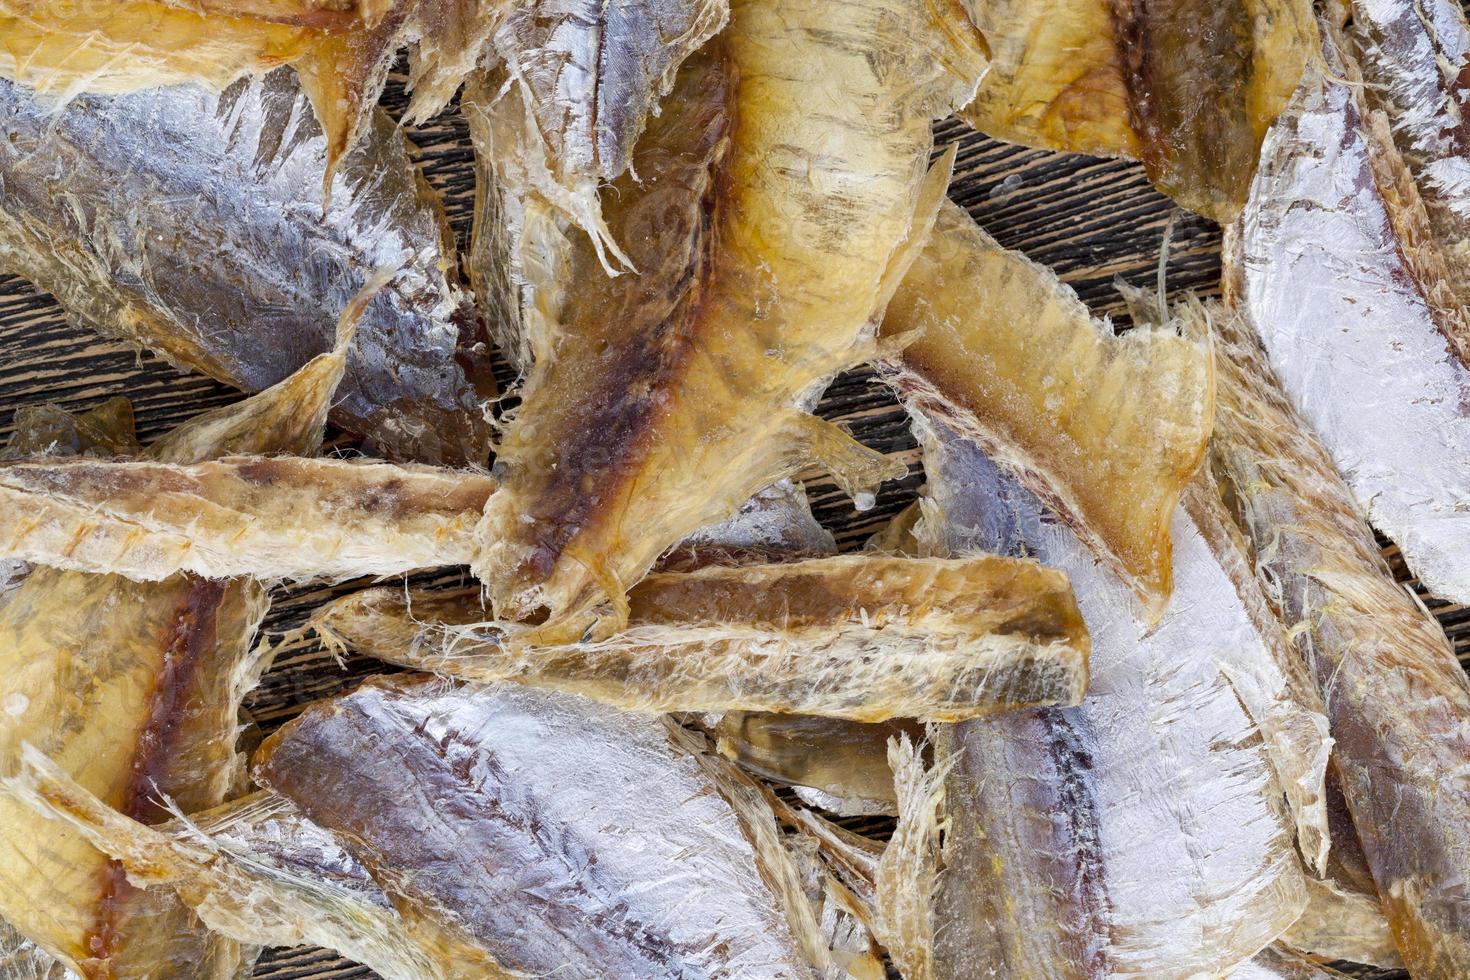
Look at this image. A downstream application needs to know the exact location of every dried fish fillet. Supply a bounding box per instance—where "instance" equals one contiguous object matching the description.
[0,455,495,582]
[311,554,1089,722]
[477,0,986,640]
[1346,0,1470,305]
[957,0,1317,220]
[894,420,1309,978]
[1203,300,1470,976]
[1226,16,1470,603]
[4,676,867,977]
[0,68,492,464]
[878,200,1214,617]
[0,308,365,977]
[713,713,920,817]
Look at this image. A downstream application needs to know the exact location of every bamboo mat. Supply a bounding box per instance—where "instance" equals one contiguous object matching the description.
[0,72,1436,980]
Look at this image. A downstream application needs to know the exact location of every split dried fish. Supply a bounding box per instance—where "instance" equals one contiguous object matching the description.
[0,295,365,976]
[1203,299,1470,976]
[1345,0,1470,305]
[885,419,1312,978]
[878,199,1214,617]
[475,0,986,641]
[0,455,495,582]
[956,0,1317,220]
[310,554,1090,722]
[0,68,493,464]
[7,675,872,978]
[1226,15,1470,603]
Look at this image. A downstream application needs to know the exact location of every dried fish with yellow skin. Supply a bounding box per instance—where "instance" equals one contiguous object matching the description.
[5,676,869,977]
[0,68,493,464]
[878,200,1214,617]
[1227,16,1470,604]
[713,713,919,817]
[888,420,1309,978]
[1345,0,1470,301]
[311,554,1089,722]
[1203,300,1470,977]
[0,455,495,582]
[956,0,1317,220]
[0,303,367,978]
[477,0,985,640]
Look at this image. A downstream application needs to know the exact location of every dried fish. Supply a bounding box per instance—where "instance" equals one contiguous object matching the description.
[3,397,141,460]
[712,713,920,817]
[1226,15,1470,603]
[878,200,1214,616]
[0,297,371,976]
[956,0,1317,220]
[656,480,836,573]
[888,420,1310,978]
[0,918,68,980]
[1227,946,1353,979]
[0,68,493,464]
[311,554,1089,722]
[1345,0,1470,305]
[0,455,494,582]
[477,1,985,640]
[1203,299,1470,976]
[6,676,868,977]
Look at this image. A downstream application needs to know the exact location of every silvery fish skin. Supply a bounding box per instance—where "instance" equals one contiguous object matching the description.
[251,676,828,978]
[0,68,493,465]
[907,421,1308,979]
[1205,301,1470,976]
[1228,18,1470,603]
[1347,0,1470,288]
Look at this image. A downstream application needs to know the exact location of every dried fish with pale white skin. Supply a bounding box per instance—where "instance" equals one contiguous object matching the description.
[0,68,493,464]
[1226,946,1353,979]
[309,554,1089,722]
[478,2,985,640]
[657,480,837,573]
[878,200,1214,618]
[1227,16,1470,604]
[0,299,369,978]
[882,420,1309,978]
[0,455,495,582]
[1345,0,1470,301]
[5,676,864,978]
[955,0,1317,220]
[1202,300,1470,976]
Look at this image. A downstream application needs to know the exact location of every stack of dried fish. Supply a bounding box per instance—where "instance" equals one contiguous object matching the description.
[0,0,1465,977]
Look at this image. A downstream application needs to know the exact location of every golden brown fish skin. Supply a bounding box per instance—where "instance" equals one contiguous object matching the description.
[878,200,1213,618]
[0,456,495,582]
[958,0,1315,220]
[712,713,919,813]
[477,0,985,639]
[312,554,1089,722]
[1204,301,1470,977]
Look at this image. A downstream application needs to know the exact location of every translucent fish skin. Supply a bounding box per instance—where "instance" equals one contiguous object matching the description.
[0,69,493,464]
[476,0,985,639]
[312,554,1088,722]
[656,480,836,572]
[0,456,495,582]
[957,0,1316,221]
[0,918,69,979]
[1347,0,1470,298]
[253,675,820,978]
[1205,302,1470,977]
[879,200,1213,617]
[713,714,920,816]
[912,422,1307,979]
[1227,19,1470,604]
